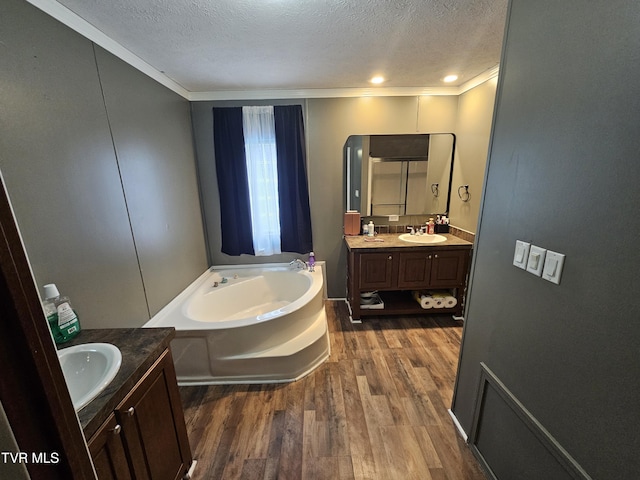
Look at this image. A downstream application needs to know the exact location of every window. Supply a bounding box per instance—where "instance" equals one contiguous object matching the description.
[242,106,281,255]
[213,105,313,256]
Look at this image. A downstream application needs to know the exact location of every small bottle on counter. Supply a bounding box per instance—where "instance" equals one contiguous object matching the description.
[368,221,375,237]
[43,284,81,344]
[308,251,316,272]
[427,218,435,235]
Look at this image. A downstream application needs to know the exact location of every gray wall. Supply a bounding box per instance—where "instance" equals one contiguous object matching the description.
[452,1,640,478]
[0,0,207,328]
[451,78,497,233]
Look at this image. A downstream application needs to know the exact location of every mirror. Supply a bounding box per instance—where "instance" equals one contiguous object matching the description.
[345,133,455,216]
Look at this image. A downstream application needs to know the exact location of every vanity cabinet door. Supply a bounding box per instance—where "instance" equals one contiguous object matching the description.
[398,249,469,289]
[429,249,468,287]
[88,413,132,480]
[116,349,192,480]
[397,251,433,289]
[358,252,396,290]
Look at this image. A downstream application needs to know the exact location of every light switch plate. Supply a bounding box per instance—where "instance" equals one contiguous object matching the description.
[513,240,530,269]
[526,245,547,276]
[542,250,565,284]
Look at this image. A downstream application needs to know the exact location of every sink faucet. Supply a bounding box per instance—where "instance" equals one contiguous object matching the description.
[289,259,308,270]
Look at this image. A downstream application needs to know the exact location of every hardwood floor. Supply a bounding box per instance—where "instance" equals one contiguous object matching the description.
[179,300,486,480]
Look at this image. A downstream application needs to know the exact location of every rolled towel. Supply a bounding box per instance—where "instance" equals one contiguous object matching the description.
[421,295,435,309]
[428,292,447,308]
[412,291,434,309]
[443,295,458,308]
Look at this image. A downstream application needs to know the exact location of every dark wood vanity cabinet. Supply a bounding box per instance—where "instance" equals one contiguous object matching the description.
[346,235,472,321]
[87,348,192,480]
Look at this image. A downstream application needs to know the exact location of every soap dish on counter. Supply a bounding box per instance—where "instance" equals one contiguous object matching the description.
[360,292,384,309]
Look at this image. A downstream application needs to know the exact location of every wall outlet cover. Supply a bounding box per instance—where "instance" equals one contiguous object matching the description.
[542,250,565,284]
[513,240,530,269]
[526,245,547,276]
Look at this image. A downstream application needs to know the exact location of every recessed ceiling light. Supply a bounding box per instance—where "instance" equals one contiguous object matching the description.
[443,74,458,83]
[370,76,385,84]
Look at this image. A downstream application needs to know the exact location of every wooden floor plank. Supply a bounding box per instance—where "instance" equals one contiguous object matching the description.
[338,456,356,480]
[338,360,372,458]
[240,458,266,480]
[426,424,486,480]
[277,379,305,480]
[414,426,444,469]
[180,300,486,480]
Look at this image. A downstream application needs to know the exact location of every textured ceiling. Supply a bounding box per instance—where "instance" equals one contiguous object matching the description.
[53,0,508,94]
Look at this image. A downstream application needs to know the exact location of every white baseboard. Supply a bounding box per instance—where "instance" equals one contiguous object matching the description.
[448,408,469,443]
[185,460,197,479]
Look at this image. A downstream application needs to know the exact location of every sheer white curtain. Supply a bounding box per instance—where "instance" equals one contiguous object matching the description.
[242,106,281,256]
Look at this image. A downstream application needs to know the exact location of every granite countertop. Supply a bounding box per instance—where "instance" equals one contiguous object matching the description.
[58,327,175,440]
[344,233,473,250]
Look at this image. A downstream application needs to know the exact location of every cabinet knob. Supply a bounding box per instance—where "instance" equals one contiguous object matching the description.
[111,424,122,435]
[434,254,438,259]
[387,255,392,260]
[428,255,432,259]
[126,407,135,416]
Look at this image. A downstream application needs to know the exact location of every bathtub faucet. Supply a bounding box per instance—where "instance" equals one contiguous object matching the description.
[289,258,308,270]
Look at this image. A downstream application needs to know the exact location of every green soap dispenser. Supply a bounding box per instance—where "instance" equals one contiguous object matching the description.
[43,283,81,344]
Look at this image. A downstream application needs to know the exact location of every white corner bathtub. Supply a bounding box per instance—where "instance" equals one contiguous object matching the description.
[144,263,330,385]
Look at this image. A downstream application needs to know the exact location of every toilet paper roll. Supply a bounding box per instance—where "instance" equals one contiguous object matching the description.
[443,295,458,308]
[412,291,434,309]
[428,292,447,308]
[422,295,435,309]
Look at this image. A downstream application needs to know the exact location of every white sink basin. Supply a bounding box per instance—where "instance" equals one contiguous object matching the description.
[57,343,122,411]
[398,233,448,244]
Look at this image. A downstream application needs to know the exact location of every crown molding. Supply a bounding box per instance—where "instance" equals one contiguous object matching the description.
[28,0,499,102]
[188,86,463,101]
[457,65,500,94]
[188,66,500,101]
